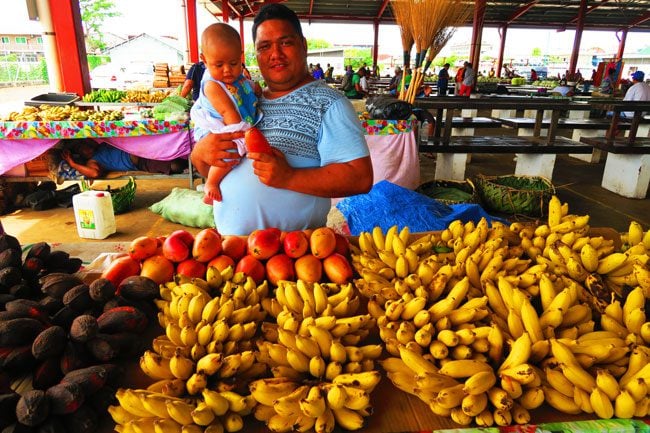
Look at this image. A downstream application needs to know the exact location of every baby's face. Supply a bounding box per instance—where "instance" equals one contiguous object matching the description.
[202,42,243,84]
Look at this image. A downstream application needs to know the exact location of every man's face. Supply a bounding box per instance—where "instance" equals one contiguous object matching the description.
[255,19,308,92]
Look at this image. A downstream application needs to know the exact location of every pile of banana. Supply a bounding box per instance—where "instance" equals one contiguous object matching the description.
[82,89,127,103]
[122,90,170,103]
[3,104,87,121]
[351,195,650,426]
[251,279,383,432]
[86,109,124,122]
[109,268,270,433]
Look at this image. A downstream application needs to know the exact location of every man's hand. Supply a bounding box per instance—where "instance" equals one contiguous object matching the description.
[248,147,293,188]
[190,131,244,177]
[61,149,74,165]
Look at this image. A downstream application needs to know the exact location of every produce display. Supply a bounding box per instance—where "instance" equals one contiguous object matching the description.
[510,77,527,86]
[2,105,124,122]
[81,90,170,104]
[2,198,650,432]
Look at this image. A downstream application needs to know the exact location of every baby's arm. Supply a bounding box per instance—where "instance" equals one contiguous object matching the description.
[203,165,232,204]
[204,80,241,125]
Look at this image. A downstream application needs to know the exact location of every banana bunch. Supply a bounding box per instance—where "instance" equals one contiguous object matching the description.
[265,280,360,319]
[542,338,650,419]
[380,338,541,427]
[2,106,40,121]
[87,109,124,122]
[249,372,381,432]
[123,89,170,103]
[82,88,127,102]
[109,388,251,433]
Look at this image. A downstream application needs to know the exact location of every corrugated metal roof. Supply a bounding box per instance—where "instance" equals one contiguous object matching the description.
[206,0,650,32]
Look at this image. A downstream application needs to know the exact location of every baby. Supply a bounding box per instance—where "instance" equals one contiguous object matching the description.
[190,23,261,204]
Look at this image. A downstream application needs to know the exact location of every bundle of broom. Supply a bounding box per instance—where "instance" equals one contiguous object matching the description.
[393,0,473,104]
[391,0,414,101]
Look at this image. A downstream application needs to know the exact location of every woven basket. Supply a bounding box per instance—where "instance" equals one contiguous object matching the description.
[415,179,477,205]
[474,174,555,216]
[80,176,136,215]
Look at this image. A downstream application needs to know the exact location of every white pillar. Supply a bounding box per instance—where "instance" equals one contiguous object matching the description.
[36,0,62,91]
[435,154,468,181]
[601,154,650,199]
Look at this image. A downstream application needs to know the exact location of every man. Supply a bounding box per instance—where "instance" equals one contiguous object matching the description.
[388,66,402,95]
[190,4,373,235]
[459,61,475,97]
[180,61,206,101]
[622,70,650,118]
[437,63,450,96]
[61,141,186,179]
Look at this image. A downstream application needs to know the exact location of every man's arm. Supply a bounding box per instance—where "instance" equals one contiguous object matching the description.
[190,132,244,177]
[180,79,193,98]
[248,150,373,198]
[61,150,103,178]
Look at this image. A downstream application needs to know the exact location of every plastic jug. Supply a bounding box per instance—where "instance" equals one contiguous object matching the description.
[72,191,116,239]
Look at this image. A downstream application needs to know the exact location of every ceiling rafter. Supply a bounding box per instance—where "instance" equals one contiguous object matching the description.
[204,0,650,32]
[506,0,538,24]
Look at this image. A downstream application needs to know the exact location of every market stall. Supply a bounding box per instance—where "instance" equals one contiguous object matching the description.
[361,118,420,190]
[0,118,192,179]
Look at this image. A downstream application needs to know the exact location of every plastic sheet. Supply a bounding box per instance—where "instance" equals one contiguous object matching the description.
[336,180,506,235]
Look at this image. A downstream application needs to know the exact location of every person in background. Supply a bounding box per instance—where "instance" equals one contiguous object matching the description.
[344,68,362,99]
[530,68,538,82]
[180,61,206,101]
[622,71,650,118]
[190,23,261,204]
[61,141,185,179]
[388,66,403,95]
[599,67,617,96]
[358,68,369,96]
[312,63,324,80]
[437,63,450,96]
[454,63,465,95]
[339,65,353,92]
[458,61,475,97]
[550,79,574,97]
[242,63,252,80]
[488,67,495,78]
[189,3,372,235]
[324,63,334,82]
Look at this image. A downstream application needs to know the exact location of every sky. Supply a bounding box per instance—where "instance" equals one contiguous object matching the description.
[4,0,649,61]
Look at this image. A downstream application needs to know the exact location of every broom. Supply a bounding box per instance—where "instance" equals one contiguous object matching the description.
[406,0,443,104]
[391,0,413,100]
[422,27,456,75]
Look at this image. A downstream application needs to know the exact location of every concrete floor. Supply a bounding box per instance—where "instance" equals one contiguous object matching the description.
[1,150,648,246]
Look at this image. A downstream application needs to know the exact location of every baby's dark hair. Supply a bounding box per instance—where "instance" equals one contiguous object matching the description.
[252,4,303,42]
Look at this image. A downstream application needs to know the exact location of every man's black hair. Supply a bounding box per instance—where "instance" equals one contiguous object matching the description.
[252,3,304,42]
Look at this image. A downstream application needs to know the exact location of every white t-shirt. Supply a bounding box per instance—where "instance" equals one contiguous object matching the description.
[622,81,650,117]
[359,76,369,93]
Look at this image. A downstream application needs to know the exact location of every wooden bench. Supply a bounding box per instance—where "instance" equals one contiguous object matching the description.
[419,135,593,154]
[497,117,632,131]
[414,97,594,180]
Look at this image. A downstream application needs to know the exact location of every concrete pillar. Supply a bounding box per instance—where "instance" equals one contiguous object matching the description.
[570,129,603,163]
[601,154,650,199]
[435,154,468,181]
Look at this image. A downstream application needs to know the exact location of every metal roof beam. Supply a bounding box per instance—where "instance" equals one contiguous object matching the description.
[624,10,650,29]
[507,1,538,25]
[568,0,609,24]
[376,0,391,20]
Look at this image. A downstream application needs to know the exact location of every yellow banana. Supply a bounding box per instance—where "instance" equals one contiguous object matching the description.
[166,399,196,425]
[463,370,497,395]
[438,359,492,378]
[332,371,382,392]
[249,378,299,407]
[498,332,532,372]
[518,387,545,410]
[202,389,229,416]
[589,387,614,419]
[487,386,513,411]
[543,386,582,414]
[332,406,365,431]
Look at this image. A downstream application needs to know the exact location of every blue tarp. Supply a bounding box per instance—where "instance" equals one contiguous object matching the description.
[336,180,508,235]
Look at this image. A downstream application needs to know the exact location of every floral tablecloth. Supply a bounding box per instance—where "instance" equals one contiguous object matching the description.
[0,119,189,140]
[361,118,416,136]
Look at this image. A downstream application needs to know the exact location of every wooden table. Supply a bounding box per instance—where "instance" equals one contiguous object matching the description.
[414,96,594,146]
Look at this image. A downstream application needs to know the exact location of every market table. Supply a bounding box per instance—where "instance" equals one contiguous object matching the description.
[0,118,194,185]
[361,118,420,190]
[58,237,634,433]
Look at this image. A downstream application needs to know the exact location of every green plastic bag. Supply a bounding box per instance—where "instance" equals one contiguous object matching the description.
[149,188,215,228]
